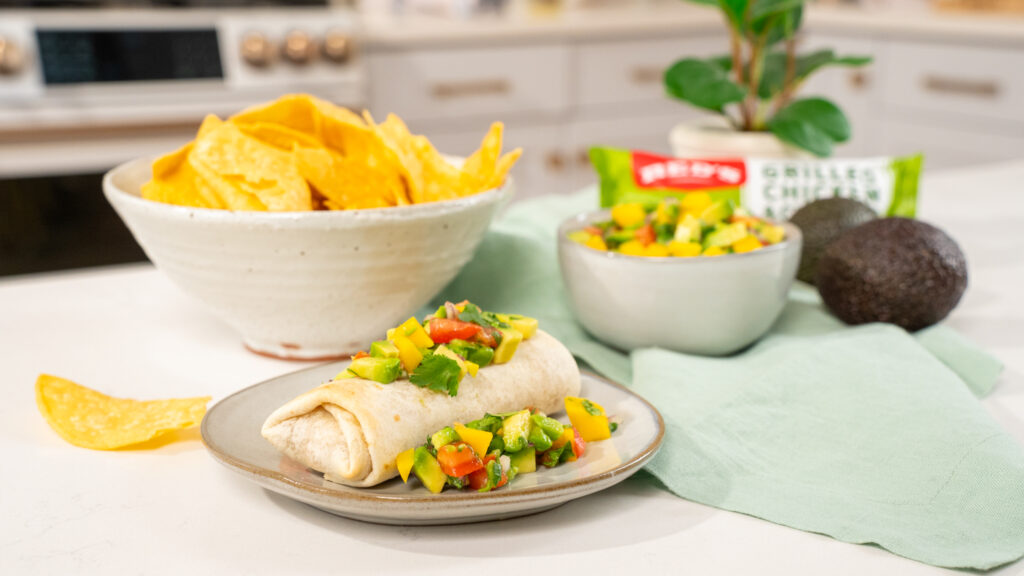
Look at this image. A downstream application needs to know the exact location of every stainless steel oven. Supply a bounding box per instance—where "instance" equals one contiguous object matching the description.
[0,0,364,276]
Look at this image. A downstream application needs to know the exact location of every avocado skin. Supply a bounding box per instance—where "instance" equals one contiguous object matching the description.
[816,218,968,331]
[790,198,878,284]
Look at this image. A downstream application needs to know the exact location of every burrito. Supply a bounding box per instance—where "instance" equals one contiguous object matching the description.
[262,318,580,487]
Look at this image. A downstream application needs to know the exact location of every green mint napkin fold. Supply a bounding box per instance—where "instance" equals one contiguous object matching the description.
[429,189,1022,569]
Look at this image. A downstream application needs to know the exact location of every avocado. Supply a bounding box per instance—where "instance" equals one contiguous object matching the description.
[501,409,532,453]
[493,314,538,340]
[370,340,399,359]
[347,357,401,384]
[412,445,447,494]
[703,222,748,248]
[430,426,460,451]
[790,197,877,284]
[447,339,495,367]
[699,199,732,225]
[816,218,967,331]
[528,424,553,452]
[673,213,702,243]
[509,446,537,475]
[492,327,523,364]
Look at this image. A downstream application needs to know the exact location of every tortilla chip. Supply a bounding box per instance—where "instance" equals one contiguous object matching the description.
[35,374,210,450]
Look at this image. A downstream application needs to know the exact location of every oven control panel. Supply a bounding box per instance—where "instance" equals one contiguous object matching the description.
[0,10,364,124]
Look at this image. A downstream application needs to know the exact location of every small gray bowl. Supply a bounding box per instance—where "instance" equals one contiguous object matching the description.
[557,210,802,356]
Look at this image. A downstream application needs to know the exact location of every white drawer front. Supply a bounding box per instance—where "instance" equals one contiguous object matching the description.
[882,41,1024,125]
[880,118,1024,171]
[368,45,570,122]
[576,35,726,111]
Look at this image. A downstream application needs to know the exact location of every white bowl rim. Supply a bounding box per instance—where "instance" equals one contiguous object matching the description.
[557,209,802,263]
[103,155,513,225]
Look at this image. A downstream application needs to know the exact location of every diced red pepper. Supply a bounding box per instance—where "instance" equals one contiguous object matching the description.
[352,351,369,360]
[428,318,482,344]
[467,454,507,490]
[570,427,586,460]
[635,224,656,247]
[584,226,603,236]
[474,325,500,348]
[436,442,484,478]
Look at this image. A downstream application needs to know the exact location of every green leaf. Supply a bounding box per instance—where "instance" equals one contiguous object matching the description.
[755,5,803,45]
[758,50,873,99]
[664,58,747,113]
[718,0,749,31]
[768,97,851,157]
[409,354,462,396]
[751,0,803,21]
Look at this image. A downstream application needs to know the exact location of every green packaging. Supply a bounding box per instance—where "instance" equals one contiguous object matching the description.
[590,147,922,220]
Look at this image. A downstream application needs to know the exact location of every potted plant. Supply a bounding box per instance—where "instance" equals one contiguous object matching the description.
[665,0,871,158]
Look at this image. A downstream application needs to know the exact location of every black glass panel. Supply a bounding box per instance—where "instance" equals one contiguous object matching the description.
[0,173,148,277]
[36,29,223,84]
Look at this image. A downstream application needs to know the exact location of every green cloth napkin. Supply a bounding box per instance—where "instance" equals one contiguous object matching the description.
[429,189,1023,570]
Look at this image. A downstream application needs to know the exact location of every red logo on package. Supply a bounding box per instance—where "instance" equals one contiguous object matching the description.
[631,151,746,190]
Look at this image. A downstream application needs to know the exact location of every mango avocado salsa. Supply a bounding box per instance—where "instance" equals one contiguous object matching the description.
[396,396,619,494]
[338,301,538,397]
[569,195,786,258]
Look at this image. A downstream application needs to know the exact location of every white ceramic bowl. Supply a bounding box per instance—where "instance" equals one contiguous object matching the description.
[104,156,511,360]
[558,210,802,356]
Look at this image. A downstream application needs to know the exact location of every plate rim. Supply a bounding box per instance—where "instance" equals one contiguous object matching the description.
[201,367,665,506]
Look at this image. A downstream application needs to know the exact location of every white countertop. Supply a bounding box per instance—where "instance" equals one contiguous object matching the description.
[361,3,1024,48]
[2,162,1024,575]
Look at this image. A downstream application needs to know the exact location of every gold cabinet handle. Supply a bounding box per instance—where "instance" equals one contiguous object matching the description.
[848,71,869,91]
[922,75,999,98]
[545,151,567,172]
[630,66,664,85]
[576,149,590,168]
[431,79,511,100]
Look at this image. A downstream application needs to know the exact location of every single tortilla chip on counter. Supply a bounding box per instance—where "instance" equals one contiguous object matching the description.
[36,374,211,450]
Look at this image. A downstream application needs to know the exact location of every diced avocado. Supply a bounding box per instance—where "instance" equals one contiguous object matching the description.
[346,357,401,384]
[604,229,637,247]
[430,426,460,451]
[466,413,503,434]
[674,213,702,243]
[412,445,447,494]
[567,230,591,245]
[370,340,399,359]
[699,199,733,226]
[480,459,503,492]
[531,413,565,440]
[501,409,531,453]
[703,222,749,249]
[761,224,786,245]
[528,425,553,452]
[433,345,468,379]
[447,339,494,367]
[509,446,537,475]
[494,314,538,340]
[492,328,523,365]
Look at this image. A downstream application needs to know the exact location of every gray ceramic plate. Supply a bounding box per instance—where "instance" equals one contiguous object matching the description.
[202,365,664,525]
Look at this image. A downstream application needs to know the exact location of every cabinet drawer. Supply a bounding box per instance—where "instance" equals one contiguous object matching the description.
[368,45,569,123]
[882,41,1024,124]
[576,35,726,111]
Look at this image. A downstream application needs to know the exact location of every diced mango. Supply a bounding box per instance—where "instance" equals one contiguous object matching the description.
[392,335,423,373]
[465,361,479,377]
[761,224,786,245]
[618,240,646,257]
[396,447,415,483]
[668,241,702,258]
[703,245,727,257]
[680,192,712,213]
[674,212,702,243]
[655,200,679,225]
[611,203,646,229]
[492,327,523,364]
[565,397,612,442]
[644,243,670,257]
[732,235,763,254]
[584,234,608,251]
[399,317,434,348]
[453,423,492,458]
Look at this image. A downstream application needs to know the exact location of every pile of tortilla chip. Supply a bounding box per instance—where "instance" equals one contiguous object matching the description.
[142,94,522,211]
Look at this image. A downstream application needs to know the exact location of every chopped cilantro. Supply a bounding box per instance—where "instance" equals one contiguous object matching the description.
[581,399,603,416]
[410,354,462,396]
[609,422,619,433]
[458,302,510,329]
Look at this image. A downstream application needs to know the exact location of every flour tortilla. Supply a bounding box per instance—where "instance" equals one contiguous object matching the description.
[261,330,580,487]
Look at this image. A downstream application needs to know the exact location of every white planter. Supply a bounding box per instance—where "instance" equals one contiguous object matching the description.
[669,118,812,159]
